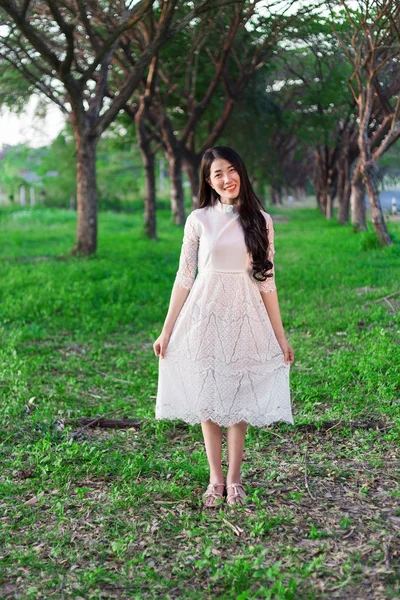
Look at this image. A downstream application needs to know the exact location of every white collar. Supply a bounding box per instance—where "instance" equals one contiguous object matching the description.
[215,199,238,214]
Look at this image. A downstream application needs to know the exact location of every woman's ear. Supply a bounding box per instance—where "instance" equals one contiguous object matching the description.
[207,177,213,190]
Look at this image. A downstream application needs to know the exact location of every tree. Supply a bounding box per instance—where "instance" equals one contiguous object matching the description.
[127,1,312,222]
[220,68,313,204]
[0,0,242,253]
[121,2,257,224]
[270,14,357,219]
[331,0,400,244]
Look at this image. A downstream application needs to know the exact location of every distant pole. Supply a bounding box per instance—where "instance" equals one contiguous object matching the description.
[20,185,26,206]
[30,187,35,207]
[159,158,165,193]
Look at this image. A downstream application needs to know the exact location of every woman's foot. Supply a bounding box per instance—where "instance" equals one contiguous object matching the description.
[226,482,246,506]
[203,482,225,507]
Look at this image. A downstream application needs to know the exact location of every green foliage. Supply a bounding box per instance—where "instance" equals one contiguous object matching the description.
[0,58,35,111]
[96,133,143,211]
[359,231,386,251]
[0,145,31,201]
[274,15,354,145]
[35,128,76,207]
[220,64,282,191]
[0,127,150,209]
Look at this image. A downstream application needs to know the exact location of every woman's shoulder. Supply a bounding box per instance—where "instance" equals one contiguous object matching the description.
[185,207,208,236]
[189,207,208,217]
[186,206,210,224]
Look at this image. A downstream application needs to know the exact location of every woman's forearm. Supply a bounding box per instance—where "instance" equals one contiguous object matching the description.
[260,289,286,342]
[162,283,190,334]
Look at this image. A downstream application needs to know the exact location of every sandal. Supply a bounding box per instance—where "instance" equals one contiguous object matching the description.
[226,482,246,506]
[203,482,225,508]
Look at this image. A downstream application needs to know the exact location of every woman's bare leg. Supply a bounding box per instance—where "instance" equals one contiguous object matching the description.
[226,420,247,503]
[201,420,224,506]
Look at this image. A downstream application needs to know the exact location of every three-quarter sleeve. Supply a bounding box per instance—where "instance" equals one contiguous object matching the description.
[174,212,199,291]
[256,213,277,294]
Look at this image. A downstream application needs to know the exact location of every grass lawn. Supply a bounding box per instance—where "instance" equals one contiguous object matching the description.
[0,204,399,599]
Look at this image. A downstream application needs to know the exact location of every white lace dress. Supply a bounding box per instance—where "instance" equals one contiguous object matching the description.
[155,199,294,427]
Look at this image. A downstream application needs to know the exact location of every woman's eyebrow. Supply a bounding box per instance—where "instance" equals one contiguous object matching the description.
[212,165,233,174]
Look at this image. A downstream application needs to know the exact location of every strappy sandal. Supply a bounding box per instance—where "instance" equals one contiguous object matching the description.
[226,482,246,506]
[203,482,225,508]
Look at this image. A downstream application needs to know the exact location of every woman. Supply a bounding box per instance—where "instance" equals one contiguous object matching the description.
[153,146,294,507]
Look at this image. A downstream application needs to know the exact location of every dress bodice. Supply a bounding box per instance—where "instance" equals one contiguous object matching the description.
[174,200,276,294]
[197,200,251,274]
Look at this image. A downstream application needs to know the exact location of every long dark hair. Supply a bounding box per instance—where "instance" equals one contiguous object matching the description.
[198,146,273,282]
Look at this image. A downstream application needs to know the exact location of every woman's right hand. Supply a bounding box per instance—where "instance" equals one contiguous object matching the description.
[153,330,171,359]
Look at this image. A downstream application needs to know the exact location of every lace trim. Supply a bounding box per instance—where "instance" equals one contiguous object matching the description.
[174,212,199,291]
[155,411,294,428]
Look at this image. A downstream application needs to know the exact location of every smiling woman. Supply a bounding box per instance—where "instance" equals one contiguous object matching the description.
[153,146,294,508]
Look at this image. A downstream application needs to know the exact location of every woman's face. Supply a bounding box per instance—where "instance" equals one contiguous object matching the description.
[208,158,241,202]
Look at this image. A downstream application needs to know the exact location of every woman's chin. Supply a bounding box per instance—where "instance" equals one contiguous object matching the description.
[220,191,240,202]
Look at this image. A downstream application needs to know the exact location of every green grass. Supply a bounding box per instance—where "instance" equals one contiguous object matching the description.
[0,204,399,599]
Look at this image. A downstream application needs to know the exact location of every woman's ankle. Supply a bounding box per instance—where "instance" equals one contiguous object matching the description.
[209,472,224,484]
[226,473,242,485]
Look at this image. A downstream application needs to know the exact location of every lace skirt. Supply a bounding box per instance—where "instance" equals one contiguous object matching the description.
[155,271,294,427]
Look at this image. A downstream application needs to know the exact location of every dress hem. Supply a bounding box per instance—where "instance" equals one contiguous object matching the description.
[155,414,294,428]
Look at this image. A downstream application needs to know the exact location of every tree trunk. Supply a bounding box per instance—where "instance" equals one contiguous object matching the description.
[326,188,333,219]
[319,187,327,215]
[326,195,333,219]
[142,151,157,239]
[135,110,157,239]
[363,164,392,245]
[271,186,282,205]
[313,152,325,213]
[167,151,185,225]
[183,156,201,210]
[337,158,351,225]
[327,171,337,220]
[73,132,98,255]
[135,121,157,240]
[314,167,328,215]
[295,185,306,201]
[350,165,367,231]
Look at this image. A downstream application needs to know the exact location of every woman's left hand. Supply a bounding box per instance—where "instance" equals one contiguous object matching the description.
[278,338,294,365]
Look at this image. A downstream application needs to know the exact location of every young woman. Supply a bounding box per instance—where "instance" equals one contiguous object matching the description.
[153,146,294,507]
